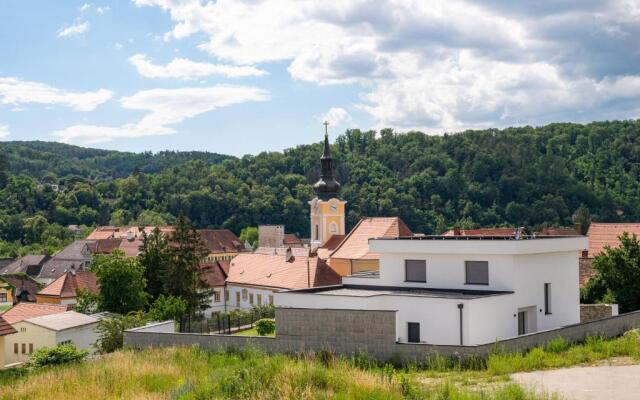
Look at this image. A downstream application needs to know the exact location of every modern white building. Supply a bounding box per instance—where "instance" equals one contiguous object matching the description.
[4,311,99,365]
[276,235,587,346]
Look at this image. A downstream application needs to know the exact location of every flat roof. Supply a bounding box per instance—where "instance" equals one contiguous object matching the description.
[24,311,99,331]
[285,284,513,299]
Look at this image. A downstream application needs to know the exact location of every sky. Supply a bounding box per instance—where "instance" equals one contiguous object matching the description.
[1,1,639,156]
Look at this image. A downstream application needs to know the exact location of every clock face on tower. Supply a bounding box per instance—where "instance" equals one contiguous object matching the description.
[330,204,337,211]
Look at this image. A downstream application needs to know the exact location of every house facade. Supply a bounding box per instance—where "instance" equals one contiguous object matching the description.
[35,271,98,308]
[4,311,99,365]
[277,235,587,346]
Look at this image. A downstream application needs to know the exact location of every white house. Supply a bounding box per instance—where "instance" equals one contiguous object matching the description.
[4,311,99,365]
[276,235,587,346]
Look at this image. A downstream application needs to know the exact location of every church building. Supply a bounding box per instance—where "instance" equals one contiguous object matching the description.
[309,127,347,249]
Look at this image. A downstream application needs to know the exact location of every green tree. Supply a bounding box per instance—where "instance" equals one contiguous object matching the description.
[0,153,9,189]
[148,294,187,322]
[95,312,149,354]
[583,233,640,312]
[92,251,148,314]
[138,227,170,301]
[164,216,211,317]
[239,226,258,248]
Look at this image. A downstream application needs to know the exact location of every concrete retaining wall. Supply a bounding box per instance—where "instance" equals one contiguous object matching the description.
[580,304,619,322]
[124,308,640,363]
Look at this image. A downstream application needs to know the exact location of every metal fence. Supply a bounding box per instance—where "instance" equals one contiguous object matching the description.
[178,306,275,334]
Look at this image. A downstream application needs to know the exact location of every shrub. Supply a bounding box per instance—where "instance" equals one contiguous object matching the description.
[28,344,88,369]
[148,294,187,322]
[255,318,275,336]
[95,311,149,353]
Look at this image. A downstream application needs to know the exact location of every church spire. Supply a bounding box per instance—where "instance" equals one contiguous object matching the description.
[313,121,341,200]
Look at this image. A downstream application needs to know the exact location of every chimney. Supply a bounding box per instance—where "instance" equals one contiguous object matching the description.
[285,247,294,263]
[581,249,589,258]
[574,223,582,235]
[453,227,461,236]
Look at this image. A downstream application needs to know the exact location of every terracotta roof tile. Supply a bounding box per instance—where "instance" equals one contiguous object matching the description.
[200,262,228,288]
[199,229,245,254]
[38,271,98,298]
[586,223,640,257]
[1,302,67,324]
[227,253,340,290]
[89,238,123,254]
[283,233,302,245]
[0,316,16,336]
[331,217,413,260]
[317,234,346,259]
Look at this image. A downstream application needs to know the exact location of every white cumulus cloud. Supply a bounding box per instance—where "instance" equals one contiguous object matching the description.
[54,85,270,144]
[129,54,267,79]
[57,21,90,38]
[0,77,112,111]
[134,0,640,132]
[320,107,352,127]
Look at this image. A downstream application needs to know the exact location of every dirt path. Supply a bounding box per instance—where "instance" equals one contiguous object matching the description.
[512,364,640,400]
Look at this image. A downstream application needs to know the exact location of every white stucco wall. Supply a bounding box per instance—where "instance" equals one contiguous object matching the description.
[206,284,277,315]
[55,322,99,352]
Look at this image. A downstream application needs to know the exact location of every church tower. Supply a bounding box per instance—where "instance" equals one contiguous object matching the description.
[309,122,347,248]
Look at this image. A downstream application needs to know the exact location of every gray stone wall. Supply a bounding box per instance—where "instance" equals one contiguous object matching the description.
[125,307,640,363]
[580,304,618,323]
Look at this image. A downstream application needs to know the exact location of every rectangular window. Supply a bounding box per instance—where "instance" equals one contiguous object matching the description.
[465,261,489,285]
[214,291,221,302]
[407,322,420,343]
[242,289,248,301]
[29,344,33,354]
[405,260,426,282]
[236,291,241,305]
[0,292,6,302]
[544,283,552,315]
[518,311,526,335]
[257,294,262,306]
[224,290,229,302]
[21,343,26,354]
[268,295,274,305]
[249,293,254,305]
[14,343,18,354]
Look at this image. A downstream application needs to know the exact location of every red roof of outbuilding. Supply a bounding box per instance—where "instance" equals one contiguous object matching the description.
[38,271,98,298]
[0,316,16,336]
[331,217,413,260]
[1,303,67,324]
[586,223,640,257]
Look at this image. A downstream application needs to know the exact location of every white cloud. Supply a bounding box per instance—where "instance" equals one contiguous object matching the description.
[0,77,112,111]
[96,6,110,14]
[129,54,267,79]
[135,0,640,132]
[0,125,9,140]
[54,85,270,144]
[79,3,91,12]
[320,107,352,127]
[57,21,90,38]
[114,42,123,50]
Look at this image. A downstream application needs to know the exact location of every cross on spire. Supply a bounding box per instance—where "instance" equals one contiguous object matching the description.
[323,120,329,136]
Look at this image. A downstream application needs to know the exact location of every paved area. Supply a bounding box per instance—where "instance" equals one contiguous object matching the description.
[512,364,640,400]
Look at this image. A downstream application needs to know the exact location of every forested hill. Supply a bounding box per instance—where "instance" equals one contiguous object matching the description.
[1,119,640,257]
[0,141,233,179]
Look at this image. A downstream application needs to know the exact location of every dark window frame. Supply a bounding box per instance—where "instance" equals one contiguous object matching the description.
[405,260,427,283]
[407,322,420,343]
[465,261,489,285]
[544,283,552,315]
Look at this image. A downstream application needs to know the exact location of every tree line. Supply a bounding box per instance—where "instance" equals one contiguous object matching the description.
[3,120,640,257]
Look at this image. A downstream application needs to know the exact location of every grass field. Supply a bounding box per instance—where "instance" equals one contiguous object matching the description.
[231,327,275,337]
[1,330,639,400]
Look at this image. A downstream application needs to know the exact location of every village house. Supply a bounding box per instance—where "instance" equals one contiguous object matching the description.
[579,223,640,286]
[277,234,587,346]
[0,274,42,306]
[0,317,16,369]
[3,311,99,366]
[1,254,51,280]
[35,271,98,308]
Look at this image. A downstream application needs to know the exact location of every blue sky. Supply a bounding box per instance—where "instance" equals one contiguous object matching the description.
[1,1,639,156]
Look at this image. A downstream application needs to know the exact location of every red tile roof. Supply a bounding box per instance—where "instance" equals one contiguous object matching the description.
[586,223,640,257]
[89,238,123,254]
[200,261,228,288]
[331,217,413,260]
[227,253,340,290]
[0,316,16,336]
[38,271,98,298]
[198,229,245,254]
[283,233,302,245]
[118,239,143,257]
[1,302,67,324]
[535,226,581,236]
[316,234,346,260]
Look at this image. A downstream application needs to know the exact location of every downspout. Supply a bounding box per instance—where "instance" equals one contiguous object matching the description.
[307,257,311,288]
[457,303,464,345]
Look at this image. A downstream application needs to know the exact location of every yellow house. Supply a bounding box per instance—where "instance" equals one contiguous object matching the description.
[0,316,17,368]
[0,279,14,307]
